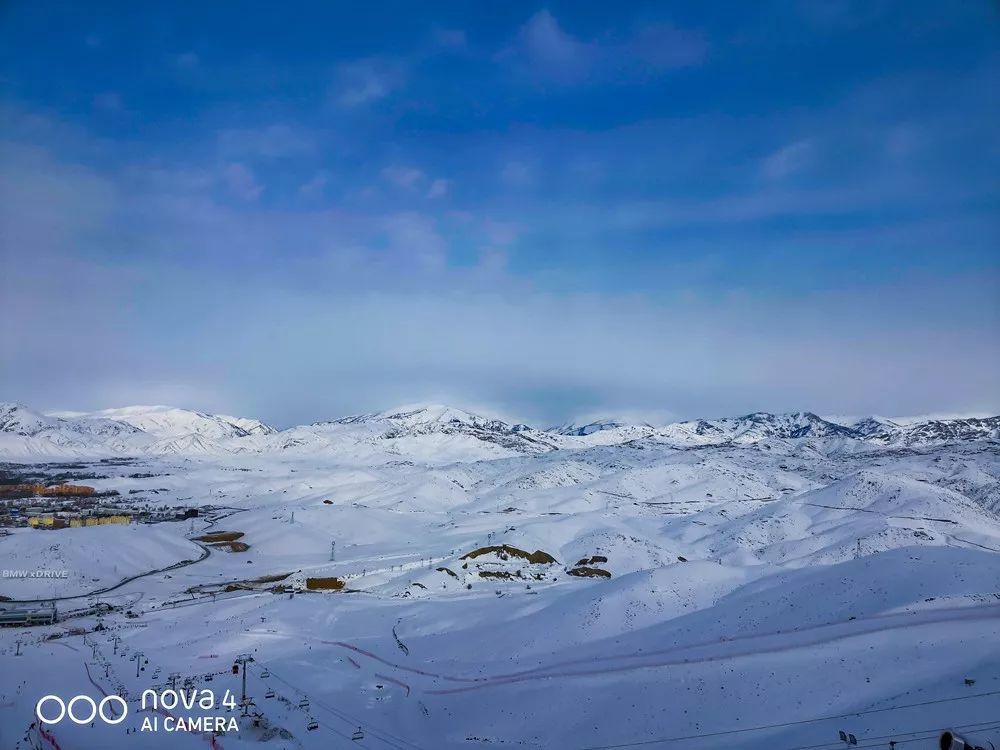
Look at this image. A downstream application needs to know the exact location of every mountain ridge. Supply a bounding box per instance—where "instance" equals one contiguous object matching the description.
[2,400,998,459]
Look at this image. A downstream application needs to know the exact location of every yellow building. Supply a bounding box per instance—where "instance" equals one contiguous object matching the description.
[29,514,130,529]
[27,515,61,528]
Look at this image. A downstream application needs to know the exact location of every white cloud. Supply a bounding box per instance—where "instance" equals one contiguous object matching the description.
[501,12,706,85]
[426,178,449,198]
[218,123,315,159]
[381,212,447,269]
[2,105,996,426]
[502,10,594,83]
[334,58,403,107]
[299,170,332,199]
[628,23,707,70]
[482,218,519,246]
[381,165,424,190]
[500,160,533,186]
[761,139,815,180]
[222,163,262,200]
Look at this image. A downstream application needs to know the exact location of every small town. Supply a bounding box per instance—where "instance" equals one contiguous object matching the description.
[0,481,200,530]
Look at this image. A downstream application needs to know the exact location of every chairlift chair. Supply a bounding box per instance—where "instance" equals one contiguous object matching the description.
[298,698,309,709]
[264,689,275,699]
[307,718,319,731]
[260,668,270,678]
[352,727,365,741]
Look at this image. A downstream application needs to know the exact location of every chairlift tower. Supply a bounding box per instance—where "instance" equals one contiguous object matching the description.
[330,540,336,562]
[131,651,147,678]
[233,653,254,716]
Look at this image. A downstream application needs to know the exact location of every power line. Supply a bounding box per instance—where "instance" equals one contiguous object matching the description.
[575,689,1000,749]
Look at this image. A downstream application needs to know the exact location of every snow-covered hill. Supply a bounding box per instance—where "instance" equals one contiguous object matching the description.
[0,402,152,456]
[1,400,997,459]
[550,417,653,436]
[50,404,276,440]
[1,398,998,749]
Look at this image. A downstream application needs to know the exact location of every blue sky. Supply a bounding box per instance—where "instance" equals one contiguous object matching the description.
[0,1,997,426]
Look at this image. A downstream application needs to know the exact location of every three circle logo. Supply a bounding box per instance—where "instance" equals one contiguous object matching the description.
[35,695,128,725]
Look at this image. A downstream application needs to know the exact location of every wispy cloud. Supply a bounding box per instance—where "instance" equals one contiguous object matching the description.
[381,165,424,190]
[222,163,263,200]
[761,139,815,180]
[381,212,447,269]
[218,124,316,159]
[1,120,996,425]
[500,10,706,85]
[501,10,595,84]
[333,57,403,107]
[500,160,533,186]
[627,22,707,70]
[298,170,332,199]
[426,178,449,199]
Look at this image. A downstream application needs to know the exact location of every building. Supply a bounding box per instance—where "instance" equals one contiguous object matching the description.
[0,603,58,627]
[28,513,131,529]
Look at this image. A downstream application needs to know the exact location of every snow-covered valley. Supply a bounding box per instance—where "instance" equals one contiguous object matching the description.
[1,402,998,749]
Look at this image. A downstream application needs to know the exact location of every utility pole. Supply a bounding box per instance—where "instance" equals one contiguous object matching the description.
[14,639,21,656]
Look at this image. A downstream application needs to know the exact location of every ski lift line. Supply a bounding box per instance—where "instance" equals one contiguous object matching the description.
[858,723,1000,748]
[791,722,1000,750]
[305,693,411,750]
[314,717,369,746]
[780,723,1000,750]
[261,664,420,750]
[777,718,1000,750]
[255,665,389,748]
[575,689,1000,749]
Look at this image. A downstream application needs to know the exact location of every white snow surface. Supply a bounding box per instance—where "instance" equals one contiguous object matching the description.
[0,400,999,749]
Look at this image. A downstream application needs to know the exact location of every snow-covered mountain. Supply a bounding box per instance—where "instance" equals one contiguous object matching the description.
[550,417,652,436]
[659,411,853,444]
[2,398,999,749]
[1,400,997,459]
[0,402,152,456]
[50,404,276,440]
[265,403,561,463]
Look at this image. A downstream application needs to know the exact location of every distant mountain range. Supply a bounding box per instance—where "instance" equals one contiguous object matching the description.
[1,401,997,460]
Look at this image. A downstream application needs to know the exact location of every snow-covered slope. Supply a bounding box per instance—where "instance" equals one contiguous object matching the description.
[52,404,276,440]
